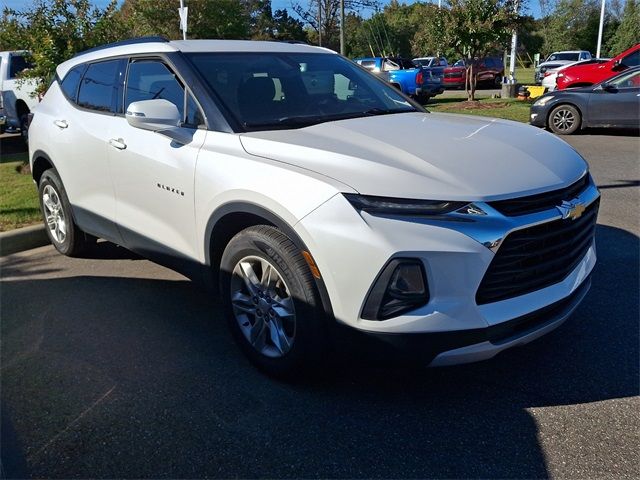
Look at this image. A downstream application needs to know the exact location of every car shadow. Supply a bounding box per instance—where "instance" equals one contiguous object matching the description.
[1,224,637,478]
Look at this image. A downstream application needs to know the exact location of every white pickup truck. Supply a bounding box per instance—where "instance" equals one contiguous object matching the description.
[0,51,38,141]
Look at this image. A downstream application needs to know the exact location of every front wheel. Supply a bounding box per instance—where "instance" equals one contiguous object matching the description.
[38,169,95,256]
[548,104,581,135]
[219,225,326,378]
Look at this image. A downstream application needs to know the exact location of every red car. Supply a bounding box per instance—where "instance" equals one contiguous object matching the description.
[442,57,504,88]
[556,43,640,90]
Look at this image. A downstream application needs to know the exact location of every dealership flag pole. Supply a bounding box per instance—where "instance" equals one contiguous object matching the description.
[596,0,606,58]
[508,0,519,82]
[178,0,188,41]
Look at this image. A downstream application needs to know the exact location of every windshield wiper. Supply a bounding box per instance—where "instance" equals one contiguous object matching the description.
[361,107,416,116]
[243,108,417,130]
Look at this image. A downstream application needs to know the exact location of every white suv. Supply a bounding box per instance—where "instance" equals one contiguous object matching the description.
[29,38,600,376]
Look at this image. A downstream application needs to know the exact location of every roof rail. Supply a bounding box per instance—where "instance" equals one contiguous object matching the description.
[272,40,309,45]
[73,36,170,58]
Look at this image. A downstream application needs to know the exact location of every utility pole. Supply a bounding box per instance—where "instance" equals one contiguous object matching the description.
[596,0,606,58]
[318,0,322,47]
[339,0,345,55]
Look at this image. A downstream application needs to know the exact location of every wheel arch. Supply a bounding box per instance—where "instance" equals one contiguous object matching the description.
[15,99,30,116]
[205,201,335,320]
[31,149,56,185]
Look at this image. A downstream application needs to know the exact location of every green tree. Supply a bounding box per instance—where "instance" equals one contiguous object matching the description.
[607,0,640,55]
[432,0,518,100]
[120,0,250,39]
[540,0,602,55]
[0,0,128,95]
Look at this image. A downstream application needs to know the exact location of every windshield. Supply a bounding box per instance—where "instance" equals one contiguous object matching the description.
[186,52,419,131]
[546,52,580,62]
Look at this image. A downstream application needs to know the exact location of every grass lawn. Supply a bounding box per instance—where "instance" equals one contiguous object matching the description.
[0,153,41,232]
[516,66,536,85]
[427,97,532,123]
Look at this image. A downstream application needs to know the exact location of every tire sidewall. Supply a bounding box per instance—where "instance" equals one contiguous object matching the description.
[548,104,580,135]
[219,227,325,377]
[38,169,77,255]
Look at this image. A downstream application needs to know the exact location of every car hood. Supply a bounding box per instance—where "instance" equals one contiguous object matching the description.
[239,112,588,201]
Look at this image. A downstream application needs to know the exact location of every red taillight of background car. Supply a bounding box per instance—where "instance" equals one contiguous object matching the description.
[416,70,423,85]
[544,71,554,77]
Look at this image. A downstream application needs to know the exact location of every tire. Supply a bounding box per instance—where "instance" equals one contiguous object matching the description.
[38,168,95,256]
[19,112,29,145]
[548,104,581,135]
[494,74,502,87]
[219,225,326,378]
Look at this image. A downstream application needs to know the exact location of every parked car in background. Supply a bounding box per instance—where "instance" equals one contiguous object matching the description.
[354,56,443,101]
[531,67,640,134]
[535,51,592,84]
[556,43,640,90]
[412,56,448,79]
[30,38,599,377]
[442,57,504,88]
[0,50,38,140]
[542,59,609,92]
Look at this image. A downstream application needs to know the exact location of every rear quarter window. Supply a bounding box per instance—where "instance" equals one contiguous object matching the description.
[60,64,86,102]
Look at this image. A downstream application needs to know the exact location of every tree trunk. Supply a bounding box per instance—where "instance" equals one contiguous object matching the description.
[470,63,476,101]
[467,63,475,101]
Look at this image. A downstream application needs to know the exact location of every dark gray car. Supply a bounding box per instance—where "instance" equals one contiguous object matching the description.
[530,67,640,134]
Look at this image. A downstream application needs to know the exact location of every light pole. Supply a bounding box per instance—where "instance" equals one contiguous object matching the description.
[596,0,606,58]
[318,0,322,47]
[339,0,345,55]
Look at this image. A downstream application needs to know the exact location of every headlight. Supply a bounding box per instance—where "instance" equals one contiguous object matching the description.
[534,95,555,106]
[344,194,467,216]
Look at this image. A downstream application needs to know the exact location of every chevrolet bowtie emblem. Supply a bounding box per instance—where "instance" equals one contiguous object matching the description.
[557,199,586,220]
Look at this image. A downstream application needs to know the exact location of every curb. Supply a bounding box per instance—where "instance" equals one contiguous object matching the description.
[0,224,49,256]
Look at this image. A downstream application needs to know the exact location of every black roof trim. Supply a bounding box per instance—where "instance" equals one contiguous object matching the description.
[73,37,170,58]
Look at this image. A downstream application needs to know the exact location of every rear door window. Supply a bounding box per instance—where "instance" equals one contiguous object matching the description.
[77,60,120,113]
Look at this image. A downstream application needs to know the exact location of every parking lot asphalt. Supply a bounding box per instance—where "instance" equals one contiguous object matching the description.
[1,132,639,478]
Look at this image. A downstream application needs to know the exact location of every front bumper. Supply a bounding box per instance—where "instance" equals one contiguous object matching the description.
[296,176,599,365]
[529,103,549,127]
[335,275,590,365]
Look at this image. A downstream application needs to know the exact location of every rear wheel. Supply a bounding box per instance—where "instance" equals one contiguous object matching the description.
[38,169,95,256]
[220,225,326,378]
[548,104,581,135]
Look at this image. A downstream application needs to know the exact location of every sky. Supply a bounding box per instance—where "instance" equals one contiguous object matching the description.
[1,0,544,19]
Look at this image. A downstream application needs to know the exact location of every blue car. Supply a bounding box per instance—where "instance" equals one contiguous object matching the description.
[354,57,444,102]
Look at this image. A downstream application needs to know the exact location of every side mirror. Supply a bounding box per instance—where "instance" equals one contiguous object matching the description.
[126,99,181,131]
[126,99,194,144]
[612,59,624,71]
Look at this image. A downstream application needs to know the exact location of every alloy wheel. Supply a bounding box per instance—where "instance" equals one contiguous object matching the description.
[551,108,576,132]
[42,184,67,244]
[230,255,296,358]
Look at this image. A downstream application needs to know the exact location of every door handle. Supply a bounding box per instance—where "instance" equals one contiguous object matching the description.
[53,119,68,129]
[108,138,127,150]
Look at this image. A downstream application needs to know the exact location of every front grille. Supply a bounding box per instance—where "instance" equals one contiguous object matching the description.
[444,72,463,78]
[489,175,590,216]
[476,198,599,304]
